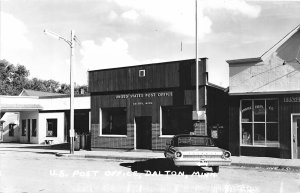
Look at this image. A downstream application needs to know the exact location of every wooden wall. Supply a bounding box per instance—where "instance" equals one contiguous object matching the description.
[89,59,207,93]
[229,96,241,156]
[207,87,229,150]
[89,62,180,93]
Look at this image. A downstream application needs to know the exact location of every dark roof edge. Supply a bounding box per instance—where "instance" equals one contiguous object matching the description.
[88,58,208,73]
[207,82,226,91]
[39,93,90,99]
[226,57,262,65]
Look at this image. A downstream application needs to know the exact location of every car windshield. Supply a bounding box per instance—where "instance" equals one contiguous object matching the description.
[176,136,215,147]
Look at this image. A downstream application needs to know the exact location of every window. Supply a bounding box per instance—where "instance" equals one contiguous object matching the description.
[22,120,26,136]
[46,119,57,137]
[32,119,37,137]
[241,99,279,147]
[9,124,14,136]
[101,108,127,135]
[161,106,192,135]
[139,69,145,77]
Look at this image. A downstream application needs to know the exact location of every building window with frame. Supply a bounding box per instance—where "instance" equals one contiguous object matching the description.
[101,107,127,136]
[161,105,192,136]
[22,120,26,136]
[32,119,37,137]
[9,124,15,136]
[241,99,279,147]
[46,119,57,137]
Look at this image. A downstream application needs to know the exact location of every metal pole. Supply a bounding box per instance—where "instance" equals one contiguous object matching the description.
[70,30,75,154]
[195,0,199,112]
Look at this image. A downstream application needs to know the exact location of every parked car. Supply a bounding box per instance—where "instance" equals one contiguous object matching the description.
[164,134,231,173]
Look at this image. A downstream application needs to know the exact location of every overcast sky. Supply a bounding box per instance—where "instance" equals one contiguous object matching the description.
[1,0,300,87]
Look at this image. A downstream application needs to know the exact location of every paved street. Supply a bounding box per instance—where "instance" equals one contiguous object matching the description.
[0,146,300,193]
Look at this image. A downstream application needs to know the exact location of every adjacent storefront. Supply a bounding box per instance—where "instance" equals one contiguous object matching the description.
[227,26,300,159]
[0,93,90,145]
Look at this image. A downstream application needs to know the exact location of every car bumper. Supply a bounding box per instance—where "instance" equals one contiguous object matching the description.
[173,159,231,167]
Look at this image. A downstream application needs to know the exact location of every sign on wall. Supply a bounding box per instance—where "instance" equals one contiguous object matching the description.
[115,91,173,106]
[115,92,173,99]
[283,97,300,103]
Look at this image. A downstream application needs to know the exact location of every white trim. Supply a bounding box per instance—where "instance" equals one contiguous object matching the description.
[139,69,145,77]
[98,134,128,138]
[240,98,280,147]
[159,106,175,138]
[239,100,242,146]
[89,111,91,132]
[290,114,300,159]
[159,135,174,138]
[241,144,279,148]
[159,106,162,136]
[134,118,136,150]
[99,108,102,136]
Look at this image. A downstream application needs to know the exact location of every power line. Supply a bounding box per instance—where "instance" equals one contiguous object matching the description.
[261,24,300,58]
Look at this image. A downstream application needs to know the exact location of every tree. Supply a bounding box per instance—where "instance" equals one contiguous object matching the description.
[0,59,88,95]
[58,83,70,94]
[57,84,88,95]
[0,60,30,95]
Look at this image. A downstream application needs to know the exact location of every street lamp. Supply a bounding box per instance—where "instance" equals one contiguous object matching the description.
[44,29,75,154]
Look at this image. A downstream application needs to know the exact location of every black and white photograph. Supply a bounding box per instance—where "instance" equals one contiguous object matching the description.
[0,0,300,192]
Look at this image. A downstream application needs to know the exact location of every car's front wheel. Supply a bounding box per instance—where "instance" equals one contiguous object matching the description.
[212,166,219,173]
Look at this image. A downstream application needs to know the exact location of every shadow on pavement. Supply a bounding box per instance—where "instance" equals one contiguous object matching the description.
[120,158,211,175]
[0,149,60,155]
[0,143,70,150]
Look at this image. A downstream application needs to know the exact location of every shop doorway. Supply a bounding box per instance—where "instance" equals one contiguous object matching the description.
[135,116,152,150]
[291,115,300,159]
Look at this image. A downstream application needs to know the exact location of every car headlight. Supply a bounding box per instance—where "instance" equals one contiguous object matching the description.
[222,151,231,159]
[175,151,182,158]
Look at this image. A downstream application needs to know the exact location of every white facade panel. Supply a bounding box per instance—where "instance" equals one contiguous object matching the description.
[38,112,65,144]
[39,96,90,111]
[229,29,300,94]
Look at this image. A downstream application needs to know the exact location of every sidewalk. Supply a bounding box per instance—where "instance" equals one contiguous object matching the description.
[1,143,299,170]
[57,149,300,171]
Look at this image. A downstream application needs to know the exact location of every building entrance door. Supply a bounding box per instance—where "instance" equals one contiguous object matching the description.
[135,116,152,150]
[292,115,300,159]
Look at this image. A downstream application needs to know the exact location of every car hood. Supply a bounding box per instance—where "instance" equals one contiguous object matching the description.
[172,146,225,153]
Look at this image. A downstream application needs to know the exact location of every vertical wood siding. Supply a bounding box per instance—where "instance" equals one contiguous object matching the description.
[89,62,181,92]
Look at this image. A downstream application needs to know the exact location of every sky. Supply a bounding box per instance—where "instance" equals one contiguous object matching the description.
[0,0,300,87]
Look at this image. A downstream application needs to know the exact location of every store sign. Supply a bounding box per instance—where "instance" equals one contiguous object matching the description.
[254,104,264,115]
[115,92,173,99]
[283,97,300,103]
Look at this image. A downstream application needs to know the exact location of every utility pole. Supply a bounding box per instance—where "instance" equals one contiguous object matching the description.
[44,29,75,154]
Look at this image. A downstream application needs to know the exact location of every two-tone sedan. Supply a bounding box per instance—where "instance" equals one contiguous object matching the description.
[164,134,231,173]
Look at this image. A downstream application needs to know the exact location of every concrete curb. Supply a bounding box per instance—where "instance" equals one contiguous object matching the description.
[230,163,300,171]
[56,153,150,161]
[56,153,300,170]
